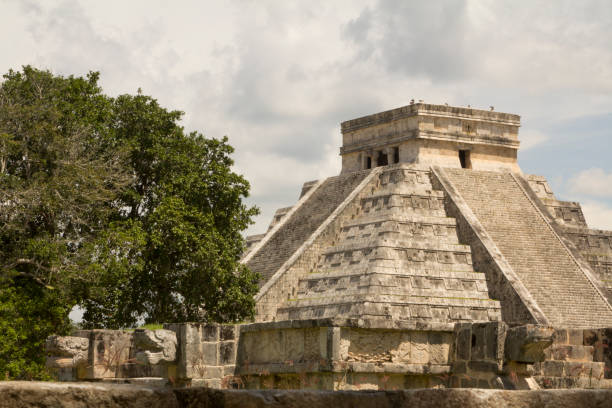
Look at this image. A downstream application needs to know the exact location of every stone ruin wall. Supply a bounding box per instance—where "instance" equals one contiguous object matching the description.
[45,319,612,391]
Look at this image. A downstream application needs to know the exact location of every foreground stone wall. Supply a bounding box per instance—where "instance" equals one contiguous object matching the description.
[236,319,454,390]
[46,324,240,388]
[4,382,612,408]
[46,320,612,391]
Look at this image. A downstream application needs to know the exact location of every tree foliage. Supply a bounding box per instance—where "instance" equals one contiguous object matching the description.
[0,66,259,379]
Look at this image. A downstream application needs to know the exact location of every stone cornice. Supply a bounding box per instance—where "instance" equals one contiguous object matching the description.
[341,103,521,134]
[340,129,520,155]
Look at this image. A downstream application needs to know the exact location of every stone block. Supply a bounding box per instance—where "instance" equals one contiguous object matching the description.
[428,332,450,364]
[220,342,236,365]
[410,331,429,364]
[220,325,237,341]
[203,324,219,342]
[133,329,177,365]
[550,345,593,362]
[201,365,223,379]
[471,324,486,360]
[455,325,471,361]
[540,360,564,377]
[485,321,506,361]
[553,329,569,345]
[568,330,584,346]
[201,342,219,366]
[223,365,237,377]
[566,362,589,378]
[87,330,133,379]
[505,325,553,363]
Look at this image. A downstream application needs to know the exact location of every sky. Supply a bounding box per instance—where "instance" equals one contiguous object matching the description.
[1,0,611,234]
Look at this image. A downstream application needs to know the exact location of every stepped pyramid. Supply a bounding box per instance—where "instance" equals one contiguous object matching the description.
[243,103,612,329]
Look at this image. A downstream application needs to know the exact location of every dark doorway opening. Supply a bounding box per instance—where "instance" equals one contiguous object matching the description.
[366,156,372,169]
[393,147,400,163]
[459,150,472,169]
[376,151,388,166]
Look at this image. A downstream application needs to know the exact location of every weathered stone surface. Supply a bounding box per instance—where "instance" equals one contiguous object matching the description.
[505,325,553,363]
[0,382,178,408]
[45,336,89,367]
[275,166,502,324]
[4,382,612,408]
[133,329,177,365]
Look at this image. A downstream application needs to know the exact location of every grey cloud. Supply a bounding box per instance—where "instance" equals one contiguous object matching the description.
[343,0,472,81]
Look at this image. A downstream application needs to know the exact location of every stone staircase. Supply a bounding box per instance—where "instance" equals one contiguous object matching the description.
[527,174,612,300]
[276,166,501,323]
[442,168,612,328]
[246,170,370,286]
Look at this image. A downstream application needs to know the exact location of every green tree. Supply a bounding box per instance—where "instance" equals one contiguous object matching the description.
[77,93,260,328]
[0,66,259,379]
[0,66,127,379]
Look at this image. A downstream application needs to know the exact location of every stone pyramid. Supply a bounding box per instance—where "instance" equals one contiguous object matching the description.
[276,165,501,324]
[243,103,612,329]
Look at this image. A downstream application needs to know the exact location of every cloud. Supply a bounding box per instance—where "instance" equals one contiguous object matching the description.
[568,168,612,198]
[343,0,472,81]
[579,200,612,231]
[520,129,549,150]
[2,0,612,234]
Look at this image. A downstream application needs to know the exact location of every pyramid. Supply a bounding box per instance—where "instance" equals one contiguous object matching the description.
[243,103,612,329]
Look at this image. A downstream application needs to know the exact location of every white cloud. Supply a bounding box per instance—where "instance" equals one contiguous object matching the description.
[580,200,612,231]
[519,129,549,150]
[568,168,612,198]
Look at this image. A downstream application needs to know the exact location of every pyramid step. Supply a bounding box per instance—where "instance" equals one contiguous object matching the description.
[342,230,460,245]
[296,271,491,299]
[322,240,472,255]
[296,284,492,301]
[360,192,445,216]
[318,243,473,268]
[277,295,501,322]
[353,206,448,220]
[341,214,457,228]
[340,219,461,245]
[369,186,441,197]
[304,268,486,281]
[283,293,500,309]
[313,261,478,275]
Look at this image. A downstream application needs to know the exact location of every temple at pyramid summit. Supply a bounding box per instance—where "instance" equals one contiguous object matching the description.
[48,103,612,390]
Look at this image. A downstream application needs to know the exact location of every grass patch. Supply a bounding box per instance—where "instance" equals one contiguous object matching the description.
[124,323,164,332]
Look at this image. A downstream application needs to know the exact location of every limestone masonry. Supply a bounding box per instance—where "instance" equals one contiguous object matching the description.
[47,103,612,391]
